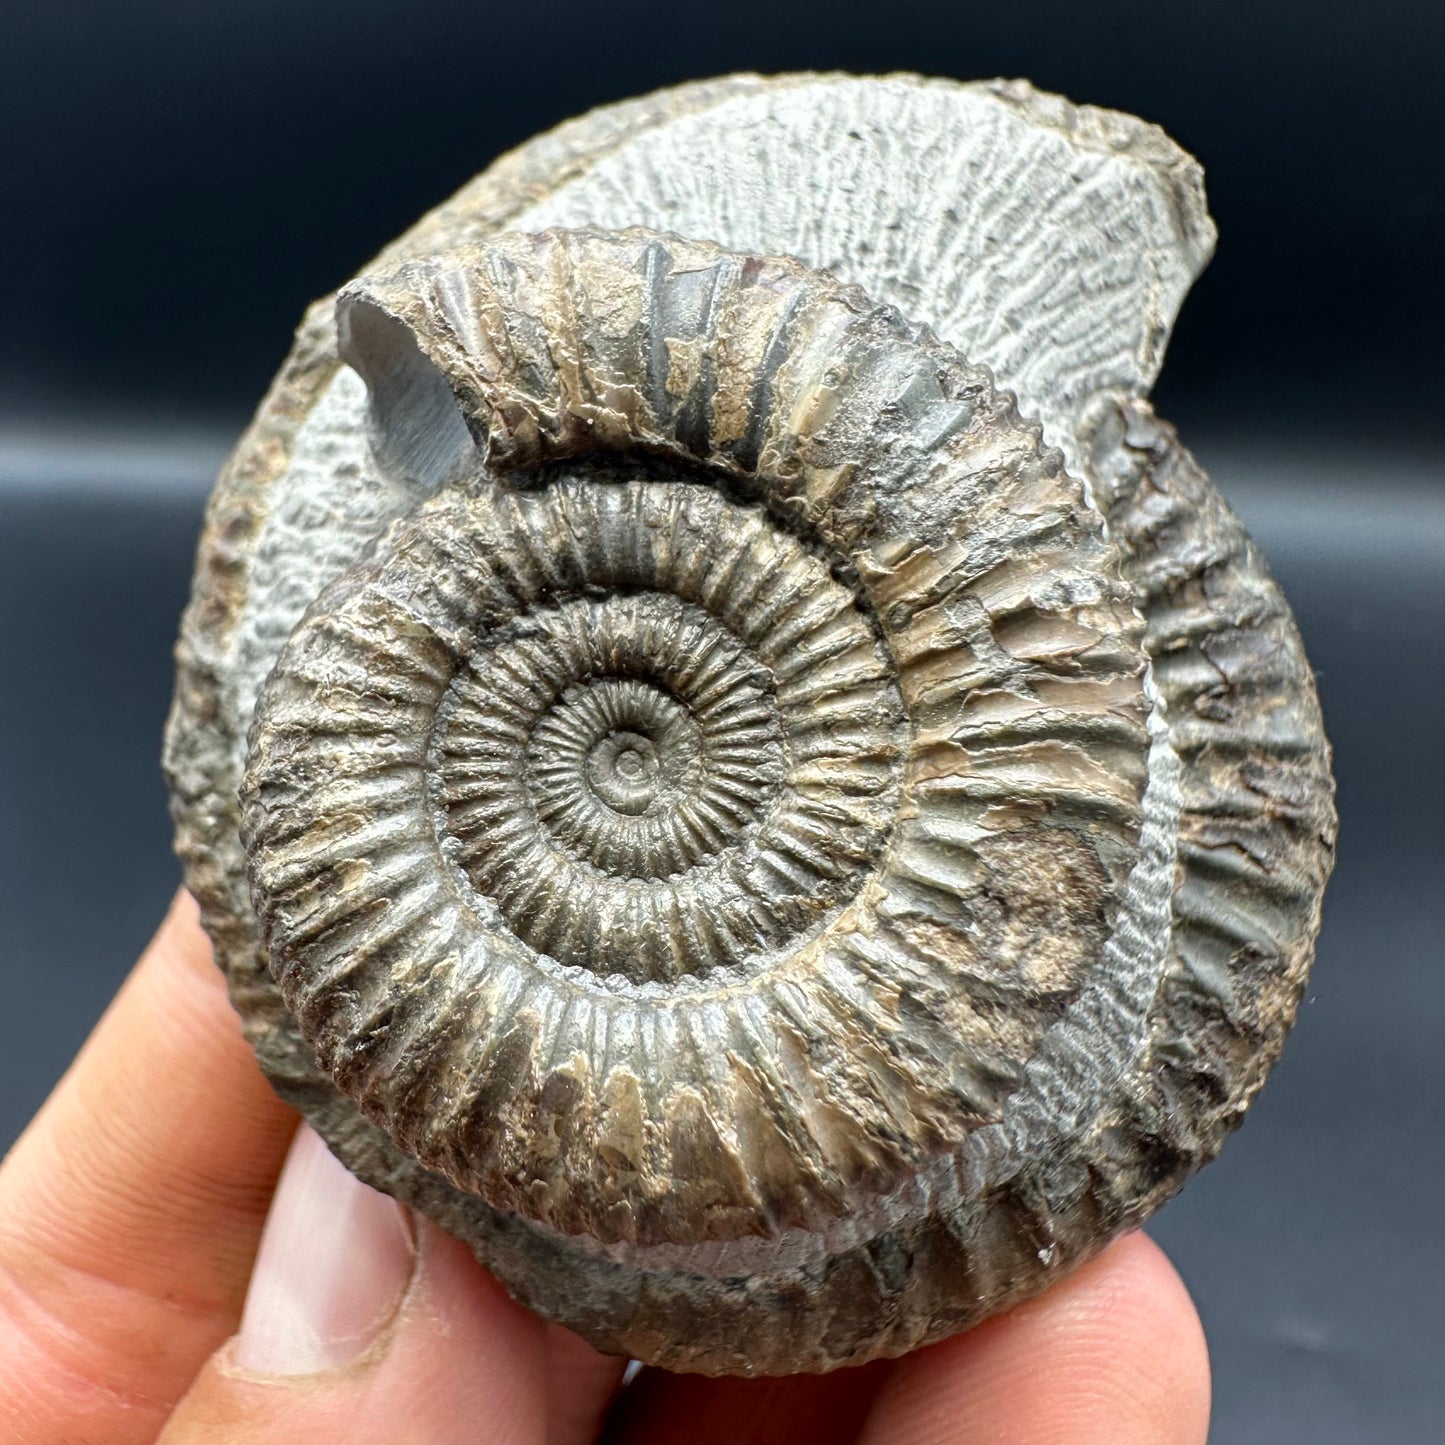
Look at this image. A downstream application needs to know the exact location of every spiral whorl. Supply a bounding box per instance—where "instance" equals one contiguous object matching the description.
[434,497,902,986]
[239,227,1152,1254]
[169,77,1334,1374]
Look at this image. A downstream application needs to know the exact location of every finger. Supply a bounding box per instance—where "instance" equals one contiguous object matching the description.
[602,1360,886,1445]
[158,1125,563,1445]
[0,891,297,1445]
[543,1324,627,1445]
[856,1232,1210,1445]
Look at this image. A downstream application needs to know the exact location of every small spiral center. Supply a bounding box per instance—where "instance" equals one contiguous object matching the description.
[525,669,732,880]
[587,731,659,811]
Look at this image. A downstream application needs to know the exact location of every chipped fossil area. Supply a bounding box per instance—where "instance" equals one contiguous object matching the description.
[164,74,1336,1374]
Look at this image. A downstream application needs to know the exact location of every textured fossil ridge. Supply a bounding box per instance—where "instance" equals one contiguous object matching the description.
[165,74,1336,1374]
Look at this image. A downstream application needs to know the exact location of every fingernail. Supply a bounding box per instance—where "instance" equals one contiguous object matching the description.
[233,1124,415,1375]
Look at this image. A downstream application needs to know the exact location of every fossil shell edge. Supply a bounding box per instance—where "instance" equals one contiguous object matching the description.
[163,76,1335,1375]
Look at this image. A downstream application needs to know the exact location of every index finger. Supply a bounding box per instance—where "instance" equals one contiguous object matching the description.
[0,891,297,1445]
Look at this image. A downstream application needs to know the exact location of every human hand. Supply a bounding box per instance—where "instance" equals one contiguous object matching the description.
[0,892,1210,1443]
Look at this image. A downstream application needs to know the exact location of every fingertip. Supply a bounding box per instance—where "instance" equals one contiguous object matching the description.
[159,1203,556,1444]
[542,1322,626,1445]
[1034,1232,1211,1444]
[858,1232,1211,1445]
[148,888,220,988]
[231,1126,415,1376]
[164,885,203,932]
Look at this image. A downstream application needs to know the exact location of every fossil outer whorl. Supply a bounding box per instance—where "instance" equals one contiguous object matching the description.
[166,75,1336,1375]
[241,227,1150,1252]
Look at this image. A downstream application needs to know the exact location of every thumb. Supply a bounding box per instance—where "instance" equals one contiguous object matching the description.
[158,1125,555,1445]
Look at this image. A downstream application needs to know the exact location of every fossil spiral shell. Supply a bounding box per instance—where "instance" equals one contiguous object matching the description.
[165,74,1335,1374]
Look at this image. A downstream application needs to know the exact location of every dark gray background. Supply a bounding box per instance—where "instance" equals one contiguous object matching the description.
[1,3,1441,1441]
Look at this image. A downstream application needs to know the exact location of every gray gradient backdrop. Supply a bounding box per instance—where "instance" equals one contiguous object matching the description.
[2,3,1441,1441]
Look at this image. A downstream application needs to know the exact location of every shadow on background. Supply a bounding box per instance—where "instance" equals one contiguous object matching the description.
[2,3,1442,1441]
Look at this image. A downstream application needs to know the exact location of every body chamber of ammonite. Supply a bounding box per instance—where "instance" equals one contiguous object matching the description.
[164,73,1335,1374]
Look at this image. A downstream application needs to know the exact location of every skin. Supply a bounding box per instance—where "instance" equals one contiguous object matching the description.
[0,892,1211,1443]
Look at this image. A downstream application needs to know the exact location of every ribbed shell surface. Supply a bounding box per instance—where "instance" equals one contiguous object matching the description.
[165,75,1335,1374]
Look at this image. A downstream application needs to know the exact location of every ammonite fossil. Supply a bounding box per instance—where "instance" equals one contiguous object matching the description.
[164,73,1336,1374]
